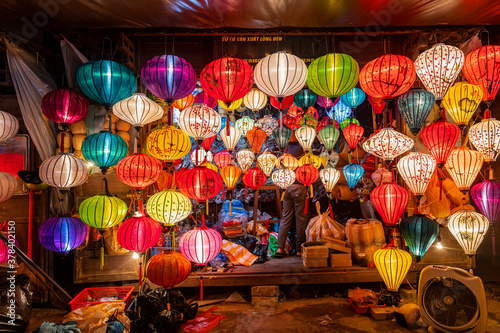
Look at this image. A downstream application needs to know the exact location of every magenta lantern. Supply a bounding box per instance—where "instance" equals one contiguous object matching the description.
[471,179,500,226]
[42,88,89,128]
[179,218,222,265]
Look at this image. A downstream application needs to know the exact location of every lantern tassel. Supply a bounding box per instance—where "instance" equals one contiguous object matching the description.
[200,275,204,301]
[245,185,248,197]
[206,199,209,216]
[229,200,232,217]
[27,190,33,259]
[100,245,104,270]
[493,227,496,257]
[304,196,308,215]
[201,214,206,228]
[329,203,334,220]
[138,261,143,287]
[172,230,176,251]
[310,185,313,198]
[281,191,285,201]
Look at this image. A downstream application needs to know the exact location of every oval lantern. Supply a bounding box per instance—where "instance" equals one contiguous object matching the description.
[400,214,439,262]
[243,167,267,191]
[82,131,128,174]
[257,151,277,177]
[343,123,364,152]
[113,93,164,129]
[471,180,500,226]
[117,214,161,253]
[214,150,233,170]
[319,166,340,194]
[448,210,489,256]
[146,251,191,289]
[469,117,500,162]
[39,154,88,191]
[329,99,352,123]
[147,190,192,225]
[397,88,435,135]
[178,166,223,202]
[219,125,241,153]
[235,116,255,137]
[371,167,393,186]
[246,126,267,154]
[318,125,340,153]
[0,172,17,202]
[371,183,409,227]
[374,247,412,292]
[179,221,222,265]
[39,216,88,254]
[191,148,213,166]
[362,128,414,161]
[77,60,136,106]
[236,149,255,173]
[42,88,89,128]
[79,194,128,229]
[243,88,267,112]
[277,153,300,171]
[272,168,296,189]
[463,45,500,104]
[141,55,196,103]
[257,115,278,136]
[178,104,222,142]
[295,125,316,152]
[343,163,364,189]
[220,165,242,192]
[442,82,483,128]
[445,147,484,193]
[194,91,217,108]
[146,125,192,162]
[294,89,317,109]
[116,153,163,190]
[272,125,293,151]
[172,94,195,111]
[0,110,19,143]
[397,152,436,198]
[270,95,294,110]
[420,116,460,167]
[340,87,366,109]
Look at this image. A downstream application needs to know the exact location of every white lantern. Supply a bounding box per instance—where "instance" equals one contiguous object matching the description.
[235,116,255,137]
[0,172,16,202]
[469,118,500,162]
[396,152,436,197]
[295,125,316,152]
[236,149,255,173]
[257,151,277,177]
[256,115,278,136]
[190,148,213,166]
[254,51,308,98]
[448,210,489,256]
[220,125,241,153]
[0,110,19,142]
[319,167,341,194]
[243,88,267,112]
[178,104,222,142]
[272,168,296,189]
[39,153,88,190]
[362,128,414,161]
[415,44,464,101]
[113,93,164,129]
[445,147,483,192]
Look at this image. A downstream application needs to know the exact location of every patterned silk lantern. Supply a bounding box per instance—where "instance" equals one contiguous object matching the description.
[343,164,364,189]
[299,153,322,169]
[178,104,222,142]
[448,210,489,256]
[257,151,277,176]
[472,180,500,226]
[277,153,299,171]
[397,88,435,135]
[371,183,409,226]
[39,154,88,191]
[272,125,293,151]
[243,167,267,193]
[420,116,460,167]
[295,125,316,152]
[172,94,195,111]
[116,153,163,190]
[296,163,319,198]
[179,219,222,266]
[319,167,340,194]
[340,87,366,109]
[113,93,164,129]
[141,55,196,103]
[82,131,128,174]
[330,99,352,123]
[147,189,192,225]
[235,116,255,137]
[374,247,412,292]
[39,216,88,254]
[0,172,16,203]
[445,147,484,192]
[236,149,255,173]
[463,45,500,104]
[400,214,439,262]
[359,54,416,100]
[469,117,500,162]
[307,53,359,99]
[318,125,340,153]
[214,150,233,170]
[397,152,436,197]
[42,88,89,128]
[146,251,191,289]
[442,82,483,128]
[362,128,414,161]
[257,115,278,136]
[77,60,136,106]
[79,194,128,229]
[0,110,19,143]
[343,123,364,152]
[246,126,267,154]
[177,166,223,202]
[272,168,296,189]
[220,125,241,153]
[243,88,267,112]
[371,168,393,186]
[146,126,191,162]
[191,148,213,166]
[294,89,317,109]
[117,214,161,253]
[415,44,465,101]
[221,165,242,192]
[194,91,218,108]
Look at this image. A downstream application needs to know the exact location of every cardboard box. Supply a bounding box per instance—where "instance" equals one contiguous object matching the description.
[324,241,351,254]
[370,306,394,320]
[303,257,328,268]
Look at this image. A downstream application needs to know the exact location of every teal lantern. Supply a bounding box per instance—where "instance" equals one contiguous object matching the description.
[340,87,366,109]
[340,118,360,131]
[397,88,435,136]
[318,125,340,153]
[77,60,136,107]
[82,131,128,174]
[400,214,439,262]
[272,125,293,151]
[294,89,317,109]
[343,162,364,189]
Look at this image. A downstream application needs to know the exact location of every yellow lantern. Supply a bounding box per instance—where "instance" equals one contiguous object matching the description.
[218,99,242,112]
[442,82,483,128]
[257,151,277,176]
[295,125,316,152]
[445,146,483,192]
[243,88,267,112]
[146,125,191,162]
[147,189,192,225]
[236,149,254,173]
[220,125,241,153]
[202,161,218,172]
[374,247,412,292]
[319,166,340,194]
[220,165,242,191]
[276,153,299,171]
[299,153,322,169]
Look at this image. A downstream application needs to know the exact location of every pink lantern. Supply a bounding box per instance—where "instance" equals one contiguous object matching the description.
[214,150,233,170]
[179,218,222,266]
[371,168,393,186]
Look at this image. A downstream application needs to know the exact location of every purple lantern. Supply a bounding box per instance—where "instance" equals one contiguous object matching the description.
[194,91,218,108]
[471,180,500,226]
[39,216,88,254]
[141,55,197,104]
[317,96,339,109]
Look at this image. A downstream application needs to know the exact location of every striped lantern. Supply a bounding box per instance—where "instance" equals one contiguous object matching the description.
[243,167,267,190]
[374,247,412,292]
[178,104,222,142]
[190,148,213,166]
[219,125,241,153]
[39,154,88,191]
[113,93,164,129]
[397,88,436,135]
[295,125,316,153]
[194,91,217,108]
[362,128,414,161]
[445,147,484,192]
[146,251,191,289]
[472,179,500,226]
[463,45,500,103]
[0,110,19,143]
[330,100,351,123]
[371,183,409,227]
[41,88,89,128]
[400,214,439,262]
[296,163,319,188]
[469,117,500,162]
[179,221,223,265]
[220,165,242,192]
[294,89,317,109]
[257,151,277,177]
[343,123,364,152]
[343,163,364,189]
[340,87,366,109]
[116,153,163,190]
[442,82,483,128]
[397,152,436,198]
[276,153,299,171]
[146,126,191,162]
[172,94,195,111]
[0,172,17,202]
[256,115,278,136]
[318,125,340,153]
[177,166,223,202]
[420,116,460,167]
[82,132,128,174]
[448,210,489,256]
[246,126,267,154]
[79,194,128,229]
[272,168,296,189]
[272,125,293,151]
[147,189,192,225]
[243,88,267,112]
[236,149,255,173]
[235,116,255,137]
[38,216,88,254]
[319,166,340,194]
[213,150,233,170]
[117,214,161,253]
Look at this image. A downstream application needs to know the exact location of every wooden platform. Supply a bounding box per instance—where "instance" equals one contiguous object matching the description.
[176,256,418,287]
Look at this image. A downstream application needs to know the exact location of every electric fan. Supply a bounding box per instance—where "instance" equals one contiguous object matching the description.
[418,265,487,333]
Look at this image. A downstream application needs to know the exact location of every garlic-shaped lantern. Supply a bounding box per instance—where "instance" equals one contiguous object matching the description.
[448,210,489,257]
[235,116,255,137]
[257,150,277,177]
[469,117,500,162]
[362,128,414,161]
[319,166,340,194]
[113,93,163,130]
[256,115,278,136]
[236,149,255,173]
[295,125,316,152]
[445,146,483,193]
[219,125,241,153]
[396,152,436,198]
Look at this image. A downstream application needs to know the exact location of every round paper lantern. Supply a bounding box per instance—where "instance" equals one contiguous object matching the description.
[371,167,392,186]
[257,115,278,136]
[178,166,223,202]
[271,95,294,110]
[415,44,465,101]
[374,247,412,292]
[39,216,88,254]
[472,180,500,226]
[318,125,340,153]
[463,45,500,103]
[214,150,233,170]
[329,99,351,123]
[178,104,222,142]
[235,116,255,137]
[319,166,340,194]
[257,151,277,176]
[220,165,242,191]
[397,152,436,197]
[299,154,321,169]
[146,125,191,161]
[295,125,316,152]
[141,55,196,103]
[201,135,217,151]
[195,91,218,108]
[343,123,364,152]
[218,99,242,112]
[0,172,17,203]
[368,96,386,114]
[77,60,136,106]
[172,94,195,111]
[397,88,435,135]
[360,54,416,100]
[272,168,296,189]
[246,126,267,154]
[236,149,255,173]
[190,148,213,166]
[307,53,359,99]
[179,222,222,265]
[243,88,267,112]
[340,87,366,109]
[113,93,164,129]
[448,210,489,256]
[296,163,319,189]
[39,154,88,190]
[442,82,483,128]
[116,153,163,190]
[445,147,484,192]
[272,125,293,151]
[219,125,241,153]
[343,163,364,189]
[420,117,460,167]
[0,111,19,143]
[41,88,89,128]
[146,251,191,289]
[243,167,267,191]
[294,89,317,109]
[371,183,409,226]
[82,132,128,174]
[79,194,128,229]
[469,117,500,162]
[147,189,192,225]
[400,214,439,262]
[200,56,253,106]
[117,214,161,253]
[254,52,307,99]
[362,128,414,161]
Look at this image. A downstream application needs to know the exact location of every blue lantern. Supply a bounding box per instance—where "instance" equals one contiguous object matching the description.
[330,100,351,123]
[397,88,435,135]
[82,131,128,174]
[400,214,439,262]
[340,87,366,109]
[39,216,88,254]
[294,89,317,109]
[77,60,136,107]
[343,163,364,189]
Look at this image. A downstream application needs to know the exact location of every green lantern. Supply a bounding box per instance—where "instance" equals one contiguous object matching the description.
[400,214,439,262]
[294,89,317,109]
[272,125,293,151]
[307,53,359,99]
[340,117,360,131]
[79,194,127,229]
[318,125,340,153]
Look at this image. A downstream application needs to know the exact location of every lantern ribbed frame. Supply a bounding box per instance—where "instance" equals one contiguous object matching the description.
[295,125,316,152]
[146,251,191,289]
[79,194,128,229]
[117,215,161,253]
[178,104,222,141]
[318,125,340,152]
[82,132,128,172]
[172,94,195,111]
[254,52,307,98]
[257,115,278,136]
[371,183,409,226]
[0,111,19,143]
[471,180,500,225]
[415,44,465,100]
[41,88,89,127]
[113,93,164,128]
[272,168,296,189]
[179,226,223,265]
[359,54,416,100]
[343,123,364,151]
[147,189,192,225]
[220,125,241,153]
[362,128,414,161]
[39,153,88,190]
[420,117,460,166]
[299,154,322,169]
[400,214,439,262]
[397,88,435,135]
[330,100,351,123]
[294,89,317,109]
[236,149,255,173]
[257,151,278,176]
[445,147,484,191]
[39,216,88,253]
[116,153,163,190]
[141,55,196,103]
[374,247,412,292]
[194,91,217,108]
[243,167,267,190]
[146,126,191,161]
[77,60,136,106]
[397,152,436,197]
[214,150,233,170]
[319,167,340,193]
[448,210,489,256]
[343,163,364,189]
[277,153,299,171]
[296,164,319,187]
[272,125,293,151]
[177,166,223,202]
[340,87,366,108]
[0,172,17,202]
[371,167,392,186]
[220,165,242,190]
[235,116,255,137]
[442,82,483,127]
[469,118,500,162]
[246,126,267,154]
[243,88,267,111]
[190,148,213,166]
[463,45,500,102]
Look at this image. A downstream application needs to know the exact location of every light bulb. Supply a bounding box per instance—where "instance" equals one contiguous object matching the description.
[436,235,442,249]
[132,252,139,259]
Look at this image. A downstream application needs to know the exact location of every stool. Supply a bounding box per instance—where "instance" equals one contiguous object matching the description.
[252,184,283,235]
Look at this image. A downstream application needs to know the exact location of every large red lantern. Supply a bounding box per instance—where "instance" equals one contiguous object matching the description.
[463,45,500,104]
[420,115,460,168]
[177,166,223,203]
[246,127,267,154]
[116,153,163,190]
[117,213,161,253]
[343,123,364,152]
[371,183,409,227]
[146,251,191,289]
[42,88,89,129]
[243,167,267,192]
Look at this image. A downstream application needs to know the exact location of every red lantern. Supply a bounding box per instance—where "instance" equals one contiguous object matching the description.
[420,116,460,168]
[117,214,161,253]
[282,113,300,130]
[343,123,364,151]
[371,183,409,227]
[463,45,500,104]
[270,95,294,110]
[146,251,191,289]
[243,167,267,191]
[201,135,217,150]
[296,163,319,213]
[359,55,416,100]
[177,166,223,202]
[155,169,174,191]
[214,150,233,170]
[42,88,89,128]
[116,153,163,190]
[194,91,218,108]
[246,127,267,154]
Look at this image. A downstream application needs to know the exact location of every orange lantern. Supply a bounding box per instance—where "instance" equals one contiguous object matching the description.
[220,165,242,214]
[172,94,195,111]
[146,251,191,289]
[246,126,267,154]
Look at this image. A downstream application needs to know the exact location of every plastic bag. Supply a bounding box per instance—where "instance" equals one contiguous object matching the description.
[246,221,269,235]
[233,235,268,263]
[208,252,229,268]
[62,302,130,333]
[0,274,32,332]
[181,307,226,333]
[306,203,345,242]
[351,287,378,306]
[33,321,80,333]
[221,240,258,266]
[217,200,248,238]
[267,232,291,257]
